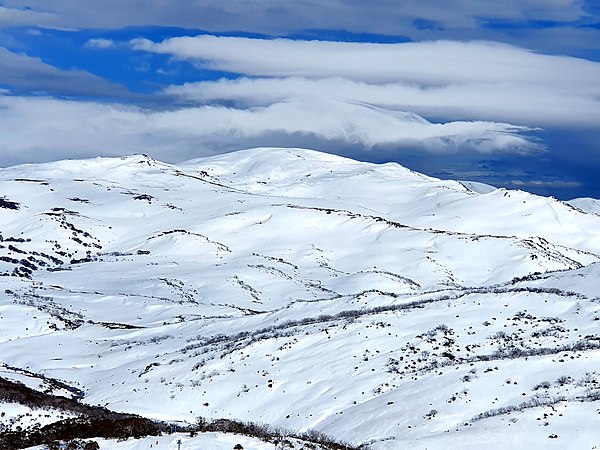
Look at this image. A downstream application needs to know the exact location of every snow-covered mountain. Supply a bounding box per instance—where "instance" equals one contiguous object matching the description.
[2,148,600,449]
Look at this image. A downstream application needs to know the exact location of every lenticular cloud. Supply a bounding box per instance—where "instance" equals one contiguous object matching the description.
[135,36,600,128]
[0,93,541,166]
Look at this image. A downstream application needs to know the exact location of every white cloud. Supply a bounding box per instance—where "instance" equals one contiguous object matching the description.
[164,76,600,127]
[2,2,597,60]
[510,179,582,188]
[141,36,600,128]
[1,2,597,78]
[84,38,115,49]
[1,6,596,167]
[133,36,600,87]
[0,5,58,28]
[1,35,563,163]
[0,94,541,167]
[0,1,590,35]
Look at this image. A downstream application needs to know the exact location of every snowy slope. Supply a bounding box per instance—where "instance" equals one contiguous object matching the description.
[567,197,600,215]
[1,147,600,449]
[25,433,283,450]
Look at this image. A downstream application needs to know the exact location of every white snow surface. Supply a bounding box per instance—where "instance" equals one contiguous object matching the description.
[2,147,600,449]
[25,432,279,450]
[567,197,600,215]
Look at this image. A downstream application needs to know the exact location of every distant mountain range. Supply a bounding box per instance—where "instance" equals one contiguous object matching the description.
[2,148,600,449]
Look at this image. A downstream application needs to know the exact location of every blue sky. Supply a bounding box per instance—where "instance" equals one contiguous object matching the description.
[0,1,599,199]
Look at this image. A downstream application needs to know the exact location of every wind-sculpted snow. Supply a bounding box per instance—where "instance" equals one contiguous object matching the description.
[1,148,600,449]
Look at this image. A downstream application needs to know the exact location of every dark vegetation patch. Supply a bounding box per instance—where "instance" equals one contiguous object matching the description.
[471,394,565,422]
[13,178,49,185]
[70,257,95,265]
[98,322,144,330]
[41,209,103,250]
[0,416,162,449]
[0,367,85,400]
[47,208,79,216]
[162,203,183,211]
[133,194,154,202]
[194,417,367,450]
[5,288,85,329]
[0,377,163,449]
[0,196,20,210]
[0,237,69,277]
[30,250,64,266]
[0,256,20,265]
[181,285,583,360]
[0,377,365,450]
[0,234,30,243]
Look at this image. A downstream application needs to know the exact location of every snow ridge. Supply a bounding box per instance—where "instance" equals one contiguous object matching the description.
[1,148,600,449]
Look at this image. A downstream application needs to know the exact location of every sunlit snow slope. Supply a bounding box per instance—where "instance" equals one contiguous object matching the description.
[2,148,600,449]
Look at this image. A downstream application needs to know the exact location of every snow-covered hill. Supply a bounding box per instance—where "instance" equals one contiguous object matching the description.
[2,148,600,449]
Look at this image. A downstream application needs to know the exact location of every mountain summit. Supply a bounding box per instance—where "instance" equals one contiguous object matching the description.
[1,148,600,449]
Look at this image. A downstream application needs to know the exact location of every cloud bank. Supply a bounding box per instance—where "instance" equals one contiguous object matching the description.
[0,1,592,35]
[141,36,600,127]
[3,1,599,60]
[0,93,541,166]
[5,34,600,164]
[133,36,600,87]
